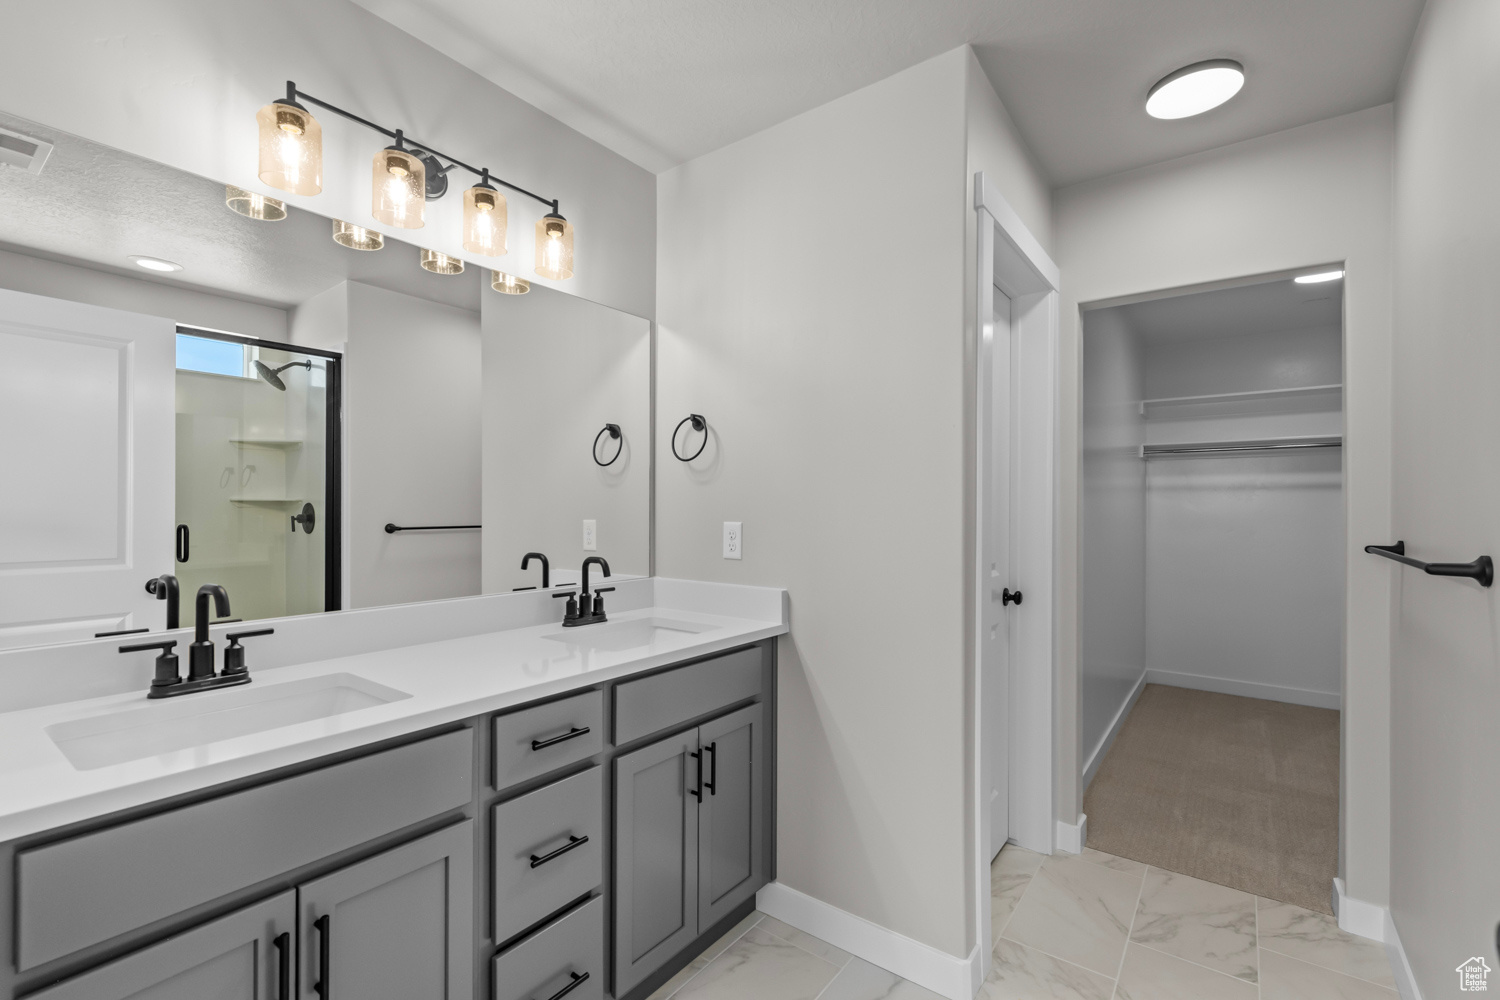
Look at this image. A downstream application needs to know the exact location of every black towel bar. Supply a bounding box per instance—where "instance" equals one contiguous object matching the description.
[1364,541,1493,588]
[384,523,481,533]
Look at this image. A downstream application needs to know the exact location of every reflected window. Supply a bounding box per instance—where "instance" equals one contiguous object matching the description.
[175,333,249,378]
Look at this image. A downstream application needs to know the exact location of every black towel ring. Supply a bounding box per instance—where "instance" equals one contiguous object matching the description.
[671,414,708,462]
[593,424,623,467]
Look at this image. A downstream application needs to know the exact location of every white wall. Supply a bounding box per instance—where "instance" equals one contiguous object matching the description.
[292,281,483,610]
[1053,106,1394,905]
[1079,309,1146,773]
[0,247,287,340]
[480,287,651,592]
[657,46,1049,964]
[1388,0,1500,990]
[0,0,655,319]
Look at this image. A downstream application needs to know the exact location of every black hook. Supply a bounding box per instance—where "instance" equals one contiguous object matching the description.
[672,414,708,462]
[593,423,623,467]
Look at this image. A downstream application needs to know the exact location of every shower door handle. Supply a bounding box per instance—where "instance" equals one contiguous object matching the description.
[176,524,189,563]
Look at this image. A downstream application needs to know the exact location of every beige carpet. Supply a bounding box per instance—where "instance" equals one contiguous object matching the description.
[1083,683,1339,914]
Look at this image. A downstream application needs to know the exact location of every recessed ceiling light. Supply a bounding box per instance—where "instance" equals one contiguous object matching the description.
[128,255,183,272]
[1146,59,1245,120]
[1294,270,1345,284]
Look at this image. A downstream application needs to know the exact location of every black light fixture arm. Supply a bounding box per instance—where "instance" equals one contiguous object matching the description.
[281,81,560,212]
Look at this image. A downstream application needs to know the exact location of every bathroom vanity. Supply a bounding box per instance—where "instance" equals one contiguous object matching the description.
[0,583,785,1000]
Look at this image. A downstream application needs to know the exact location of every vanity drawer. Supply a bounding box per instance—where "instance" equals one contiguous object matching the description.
[614,646,762,745]
[493,690,604,791]
[493,766,602,944]
[492,896,604,1000]
[16,727,473,972]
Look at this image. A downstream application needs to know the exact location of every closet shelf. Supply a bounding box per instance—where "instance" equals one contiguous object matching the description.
[1141,434,1342,458]
[1139,384,1342,413]
[229,438,304,448]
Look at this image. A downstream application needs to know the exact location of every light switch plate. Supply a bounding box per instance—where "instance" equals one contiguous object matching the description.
[723,521,742,560]
[583,520,597,551]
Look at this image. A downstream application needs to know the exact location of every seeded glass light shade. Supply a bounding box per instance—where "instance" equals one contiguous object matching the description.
[534,213,574,280]
[225,185,287,221]
[256,101,322,195]
[463,184,507,255]
[332,219,384,251]
[371,146,425,229]
[420,249,464,274]
[491,270,530,294]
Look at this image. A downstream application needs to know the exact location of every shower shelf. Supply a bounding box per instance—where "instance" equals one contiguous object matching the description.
[229,438,304,448]
[1139,384,1342,414]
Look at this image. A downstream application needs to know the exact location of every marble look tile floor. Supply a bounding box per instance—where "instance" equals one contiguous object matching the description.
[646,846,1399,1000]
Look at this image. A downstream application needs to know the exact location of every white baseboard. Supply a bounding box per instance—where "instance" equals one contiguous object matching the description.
[1145,668,1341,710]
[755,882,978,1000]
[1055,813,1086,854]
[1384,909,1423,1000]
[1083,671,1147,790]
[1331,877,1386,942]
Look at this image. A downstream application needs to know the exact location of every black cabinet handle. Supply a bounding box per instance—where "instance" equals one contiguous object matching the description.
[535,971,590,1000]
[530,834,588,868]
[689,750,703,800]
[272,931,291,1000]
[313,914,330,999]
[176,524,189,563]
[1002,588,1023,606]
[531,726,590,751]
[704,741,717,795]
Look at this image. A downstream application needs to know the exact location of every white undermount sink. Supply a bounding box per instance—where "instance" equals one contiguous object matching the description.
[46,673,411,771]
[541,617,715,652]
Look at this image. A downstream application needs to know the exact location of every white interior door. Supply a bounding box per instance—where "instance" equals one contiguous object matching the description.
[982,290,1015,860]
[0,288,176,648]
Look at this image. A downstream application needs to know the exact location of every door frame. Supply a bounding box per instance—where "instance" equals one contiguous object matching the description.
[175,325,344,613]
[971,173,1060,985]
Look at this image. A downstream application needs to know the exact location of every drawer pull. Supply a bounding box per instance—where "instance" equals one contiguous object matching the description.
[273,931,291,1000]
[689,749,703,800]
[704,741,717,795]
[536,971,590,1000]
[531,726,591,751]
[530,834,589,868]
[313,914,331,998]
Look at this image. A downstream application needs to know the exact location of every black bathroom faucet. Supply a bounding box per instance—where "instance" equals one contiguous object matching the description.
[145,573,181,629]
[554,557,613,627]
[119,584,274,697]
[189,584,231,681]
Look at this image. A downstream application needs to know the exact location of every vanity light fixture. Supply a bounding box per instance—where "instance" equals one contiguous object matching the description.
[255,81,573,278]
[1294,269,1345,284]
[129,255,183,272]
[1145,59,1245,120]
[491,270,530,294]
[535,213,574,280]
[332,219,384,251]
[420,248,465,274]
[256,84,322,195]
[225,185,287,221]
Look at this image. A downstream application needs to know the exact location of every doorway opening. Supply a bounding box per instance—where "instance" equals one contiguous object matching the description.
[1078,271,1345,913]
[173,326,342,626]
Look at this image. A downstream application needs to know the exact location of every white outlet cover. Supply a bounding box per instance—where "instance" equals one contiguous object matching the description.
[723,521,742,560]
[583,519,597,551]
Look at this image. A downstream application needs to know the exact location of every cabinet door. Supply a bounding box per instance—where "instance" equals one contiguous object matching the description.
[26,891,294,1000]
[613,730,700,997]
[298,822,473,1000]
[697,703,766,929]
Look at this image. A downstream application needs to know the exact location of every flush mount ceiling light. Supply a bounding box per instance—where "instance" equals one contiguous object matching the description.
[491,270,530,294]
[332,219,384,251]
[420,248,464,274]
[129,255,183,272]
[1146,59,1245,120]
[253,80,571,279]
[1294,269,1345,284]
[225,185,287,221]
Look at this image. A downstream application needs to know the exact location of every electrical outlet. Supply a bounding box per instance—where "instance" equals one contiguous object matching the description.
[583,520,597,551]
[723,521,742,560]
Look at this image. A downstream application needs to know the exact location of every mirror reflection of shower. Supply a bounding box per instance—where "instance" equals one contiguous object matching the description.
[253,359,312,391]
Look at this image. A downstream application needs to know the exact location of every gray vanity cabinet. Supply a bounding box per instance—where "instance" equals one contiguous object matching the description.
[696,703,765,930]
[297,821,473,1000]
[24,891,294,1000]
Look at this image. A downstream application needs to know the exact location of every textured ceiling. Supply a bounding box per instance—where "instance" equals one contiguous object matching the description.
[1108,274,1344,346]
[351,0,1424,183]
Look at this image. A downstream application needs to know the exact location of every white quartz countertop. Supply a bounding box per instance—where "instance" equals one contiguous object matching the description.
[0,600,786,843]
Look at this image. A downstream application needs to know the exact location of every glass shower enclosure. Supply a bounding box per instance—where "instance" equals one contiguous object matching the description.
[174,328,340,628]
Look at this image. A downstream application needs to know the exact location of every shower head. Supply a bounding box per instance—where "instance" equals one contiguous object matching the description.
[253,359,312,391]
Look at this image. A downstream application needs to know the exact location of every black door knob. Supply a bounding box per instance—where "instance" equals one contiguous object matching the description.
[1002,588,1023,606]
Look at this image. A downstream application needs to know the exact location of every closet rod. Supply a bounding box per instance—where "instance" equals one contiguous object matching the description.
[1141,437,1342,457]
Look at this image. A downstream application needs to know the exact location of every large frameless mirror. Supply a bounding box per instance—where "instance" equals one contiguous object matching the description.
[0,111,650,648]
